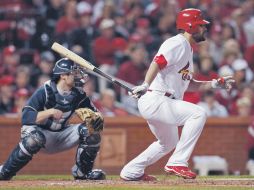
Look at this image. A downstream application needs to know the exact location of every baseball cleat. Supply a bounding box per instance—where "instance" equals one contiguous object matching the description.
[120,173,157,181]
[164,166,197,179]
[0,165,12,181]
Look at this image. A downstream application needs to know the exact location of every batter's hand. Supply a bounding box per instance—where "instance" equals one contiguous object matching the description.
[211,76,235,91]
[130,82,149,99]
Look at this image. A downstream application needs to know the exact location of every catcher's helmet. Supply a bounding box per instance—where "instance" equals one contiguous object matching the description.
[53,58,74,75]
[176,8,209,34]
[52,57,89,90]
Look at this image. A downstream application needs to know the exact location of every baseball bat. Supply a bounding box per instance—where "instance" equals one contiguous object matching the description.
[51,42,133,92]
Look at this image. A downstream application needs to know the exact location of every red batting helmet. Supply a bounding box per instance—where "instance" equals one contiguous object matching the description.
[176,8,210,34]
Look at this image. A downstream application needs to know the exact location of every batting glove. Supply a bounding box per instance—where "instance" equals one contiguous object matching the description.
[129,82,149,99]
[211,76,235,90]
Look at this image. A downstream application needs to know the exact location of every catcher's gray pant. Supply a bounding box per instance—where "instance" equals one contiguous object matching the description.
[21,124,87,154]
[120,92,207,179]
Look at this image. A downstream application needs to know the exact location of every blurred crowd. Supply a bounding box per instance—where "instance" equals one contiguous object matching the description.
[0,0,254,118]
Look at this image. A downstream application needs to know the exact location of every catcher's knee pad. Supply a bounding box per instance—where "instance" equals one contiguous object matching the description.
[21,129,46,155]
[78,124,89,141]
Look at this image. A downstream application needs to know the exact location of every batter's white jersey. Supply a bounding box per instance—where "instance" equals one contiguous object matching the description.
[150,34,193,99]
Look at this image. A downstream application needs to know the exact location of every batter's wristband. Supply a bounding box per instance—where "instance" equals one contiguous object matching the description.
[143,82,149,89]
[217,77,225,85]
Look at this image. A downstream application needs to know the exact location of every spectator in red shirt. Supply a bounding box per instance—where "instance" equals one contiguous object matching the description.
[55,0,79,42]
[117,44,148,88]
[93,18,116,67]
[12,88,30,115]
[132,18,156,56]
[93,18,127,92]
[0,45,19,76]
[0,21,16,32]
[0,76,14,114]
[116,44,148,113]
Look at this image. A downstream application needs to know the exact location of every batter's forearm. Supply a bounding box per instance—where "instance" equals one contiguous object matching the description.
[144,61,160,85]
[188,79,212,91]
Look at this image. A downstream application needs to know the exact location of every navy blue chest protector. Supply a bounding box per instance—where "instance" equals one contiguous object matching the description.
[43,81,84,131]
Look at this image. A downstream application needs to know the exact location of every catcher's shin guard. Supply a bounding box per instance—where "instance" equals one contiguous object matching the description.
[0,130,46,180]
[0,144,31,180]
[72,130,104,180]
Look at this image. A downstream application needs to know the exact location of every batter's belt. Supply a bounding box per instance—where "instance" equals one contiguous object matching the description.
[147,89,175,99]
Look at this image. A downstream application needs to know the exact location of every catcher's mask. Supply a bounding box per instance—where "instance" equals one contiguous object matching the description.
[53,58,89,89]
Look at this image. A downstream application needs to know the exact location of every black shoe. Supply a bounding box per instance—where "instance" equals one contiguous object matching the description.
[87,169,106,180]
[74,169,106,180]
[0,171,12,181]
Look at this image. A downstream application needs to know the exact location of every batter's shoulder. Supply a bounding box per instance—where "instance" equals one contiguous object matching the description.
[160,35,185,52]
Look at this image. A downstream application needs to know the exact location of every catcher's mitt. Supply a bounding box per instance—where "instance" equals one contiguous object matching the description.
[75,108,104,134]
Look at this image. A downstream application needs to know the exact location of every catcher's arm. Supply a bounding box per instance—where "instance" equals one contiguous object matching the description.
[188,76,235,92]
[75,108,104,135]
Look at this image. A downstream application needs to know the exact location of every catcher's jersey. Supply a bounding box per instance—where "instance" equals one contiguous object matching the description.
[22,80,97,131]
[150,34,193,99]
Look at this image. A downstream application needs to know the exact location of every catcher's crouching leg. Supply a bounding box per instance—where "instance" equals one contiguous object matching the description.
[0,130,46,180]
[72,125,106,180]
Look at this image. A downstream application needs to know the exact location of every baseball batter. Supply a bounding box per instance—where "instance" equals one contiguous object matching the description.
[120,8,235,181]
[0,58,106,180]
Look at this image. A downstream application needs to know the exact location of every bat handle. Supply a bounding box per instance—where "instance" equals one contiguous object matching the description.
[113,80,133,92]
[94,68,133,92]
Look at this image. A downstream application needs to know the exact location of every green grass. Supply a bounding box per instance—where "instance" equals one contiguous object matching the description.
[0,175,253,190]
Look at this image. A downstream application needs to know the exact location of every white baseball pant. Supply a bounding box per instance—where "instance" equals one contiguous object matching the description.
[120,91,207,179]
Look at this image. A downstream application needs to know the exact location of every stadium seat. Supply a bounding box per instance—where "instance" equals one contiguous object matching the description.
[246,159,254,175]
[193,155,228,176]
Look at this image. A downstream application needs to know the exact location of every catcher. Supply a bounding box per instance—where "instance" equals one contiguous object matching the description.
[0,58,105,180]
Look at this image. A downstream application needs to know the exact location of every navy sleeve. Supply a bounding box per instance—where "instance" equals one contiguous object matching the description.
[22,87,46,125]
[78,96,98,112]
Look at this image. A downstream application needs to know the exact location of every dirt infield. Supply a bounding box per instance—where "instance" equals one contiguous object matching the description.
[1,178,254,188]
